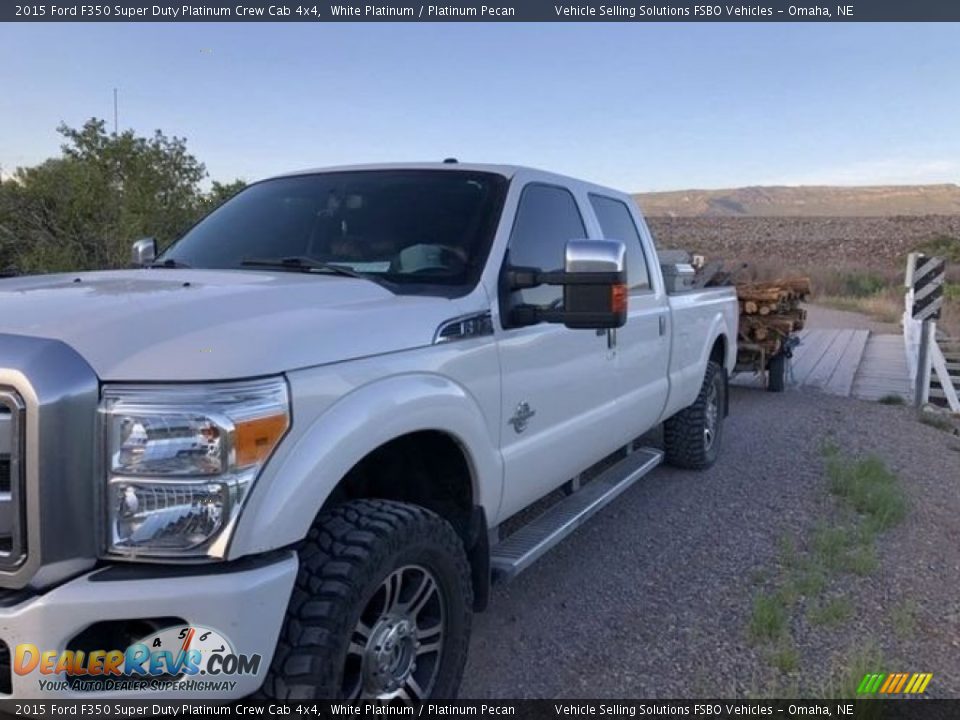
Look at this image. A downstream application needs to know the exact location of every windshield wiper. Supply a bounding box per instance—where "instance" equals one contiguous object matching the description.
[240,256,368,280]
[149,258,192,269]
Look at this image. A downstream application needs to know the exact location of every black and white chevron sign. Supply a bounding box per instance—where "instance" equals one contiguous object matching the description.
[912,255,946,321]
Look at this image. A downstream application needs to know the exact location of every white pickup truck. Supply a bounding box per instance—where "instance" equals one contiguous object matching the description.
[0,163,737,701]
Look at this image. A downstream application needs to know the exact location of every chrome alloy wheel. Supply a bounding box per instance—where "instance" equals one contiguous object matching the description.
[704,381,719,451]
[344,564,445,700]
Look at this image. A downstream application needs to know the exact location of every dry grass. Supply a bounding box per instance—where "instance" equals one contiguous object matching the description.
[816,293,903,325]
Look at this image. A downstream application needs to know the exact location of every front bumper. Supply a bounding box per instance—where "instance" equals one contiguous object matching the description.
[0,552,297,699]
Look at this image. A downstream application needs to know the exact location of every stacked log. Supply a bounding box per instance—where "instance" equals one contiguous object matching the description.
[736,278,810,357]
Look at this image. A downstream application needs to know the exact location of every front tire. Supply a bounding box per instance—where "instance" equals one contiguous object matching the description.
[664,361,725,470]
[260,499,473,700]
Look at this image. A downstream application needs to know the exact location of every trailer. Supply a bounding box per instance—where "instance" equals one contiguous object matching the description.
[733,279,810,392]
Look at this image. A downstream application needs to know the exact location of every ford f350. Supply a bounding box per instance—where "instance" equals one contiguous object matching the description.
[0,163,737,700]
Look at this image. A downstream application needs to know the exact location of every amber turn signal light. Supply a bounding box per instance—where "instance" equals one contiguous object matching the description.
[611,283,628,313]
[235,413,289,468]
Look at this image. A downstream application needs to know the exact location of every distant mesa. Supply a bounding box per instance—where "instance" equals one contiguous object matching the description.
[634,184,960,217]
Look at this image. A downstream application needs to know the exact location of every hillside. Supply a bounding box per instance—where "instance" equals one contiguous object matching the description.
[645,215,960,269]
[634,184,960,217]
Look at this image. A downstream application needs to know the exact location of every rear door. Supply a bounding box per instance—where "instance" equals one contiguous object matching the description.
[494,183,622,515]
[587,194,671,433]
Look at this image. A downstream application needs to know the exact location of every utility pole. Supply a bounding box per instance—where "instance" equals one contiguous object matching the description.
[113,88,119,134]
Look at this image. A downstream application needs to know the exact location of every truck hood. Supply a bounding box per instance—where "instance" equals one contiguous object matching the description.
[0,269,467,381]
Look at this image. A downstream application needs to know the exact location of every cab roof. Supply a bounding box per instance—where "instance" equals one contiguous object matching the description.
[271,162,628,199]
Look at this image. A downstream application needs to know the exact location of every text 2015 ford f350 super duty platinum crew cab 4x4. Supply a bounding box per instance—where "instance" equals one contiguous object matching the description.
[0,163,737,700]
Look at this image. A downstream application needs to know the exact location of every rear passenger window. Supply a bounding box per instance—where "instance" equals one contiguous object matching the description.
[589,194,651,291]
[505,184,587,310]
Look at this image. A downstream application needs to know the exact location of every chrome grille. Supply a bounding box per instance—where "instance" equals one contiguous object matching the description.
[0,390,24,568]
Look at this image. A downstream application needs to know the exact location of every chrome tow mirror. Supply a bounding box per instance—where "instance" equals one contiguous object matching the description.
[131,237,158,267]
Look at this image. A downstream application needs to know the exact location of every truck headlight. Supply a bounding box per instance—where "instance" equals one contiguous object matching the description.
[100,378,290,559]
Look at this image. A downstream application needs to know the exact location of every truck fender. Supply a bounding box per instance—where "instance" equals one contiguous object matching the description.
[666,314,733,419]
[702,319,733,417]
[703,314,735,373]
[227,373,503,559]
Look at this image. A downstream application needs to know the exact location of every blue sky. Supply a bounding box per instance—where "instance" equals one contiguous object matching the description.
[1,22,958,191]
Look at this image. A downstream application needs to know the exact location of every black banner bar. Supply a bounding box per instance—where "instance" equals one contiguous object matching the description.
[4,0,960,22]
[1,700,959,720]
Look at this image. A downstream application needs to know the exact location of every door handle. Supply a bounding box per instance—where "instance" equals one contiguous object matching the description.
[659,316,667,336]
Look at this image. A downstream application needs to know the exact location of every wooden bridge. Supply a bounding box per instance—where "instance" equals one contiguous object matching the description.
[732,324,914,401]
[791,329,913,402]
[733,311,958,410]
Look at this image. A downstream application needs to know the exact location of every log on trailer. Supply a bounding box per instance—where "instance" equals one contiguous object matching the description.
[735,279,810,344]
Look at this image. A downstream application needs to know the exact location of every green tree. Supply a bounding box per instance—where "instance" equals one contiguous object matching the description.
[0,119,245,274]
[202,179,248,213]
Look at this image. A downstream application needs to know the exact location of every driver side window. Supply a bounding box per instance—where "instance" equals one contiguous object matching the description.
[504,184,587,311]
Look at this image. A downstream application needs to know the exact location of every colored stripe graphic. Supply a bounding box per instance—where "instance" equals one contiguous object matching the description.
[894,674,909,693]
[904,674,919,694]
[859,672,933,694]
[858,674,882,694]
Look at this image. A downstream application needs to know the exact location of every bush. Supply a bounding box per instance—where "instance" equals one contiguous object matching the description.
[913,235,960,263]
[0,119,244,274]
[837,272,888,297]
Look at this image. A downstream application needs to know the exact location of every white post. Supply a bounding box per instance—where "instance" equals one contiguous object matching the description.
[903,253,920,382]
[904,287,919,381]
[914,320,933,408]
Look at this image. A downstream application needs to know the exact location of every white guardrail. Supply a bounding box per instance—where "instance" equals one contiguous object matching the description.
[904,253,959,412]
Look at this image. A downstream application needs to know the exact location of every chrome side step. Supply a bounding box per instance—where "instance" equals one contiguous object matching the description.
[490,447,664,582]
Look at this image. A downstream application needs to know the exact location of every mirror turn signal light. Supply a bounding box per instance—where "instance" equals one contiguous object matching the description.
[611,283,628,313]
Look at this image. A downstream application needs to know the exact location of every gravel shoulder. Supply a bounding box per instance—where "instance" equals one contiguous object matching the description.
[460,387,960,698]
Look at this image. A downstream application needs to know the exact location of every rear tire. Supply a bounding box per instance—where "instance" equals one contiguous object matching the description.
[767,353,787,393]
[259,499,473,700]
[664,361,725,470]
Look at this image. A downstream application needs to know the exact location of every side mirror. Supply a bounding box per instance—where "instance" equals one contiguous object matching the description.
[507,239,628,330]
[561,239,628,329]
[131,237,157,267]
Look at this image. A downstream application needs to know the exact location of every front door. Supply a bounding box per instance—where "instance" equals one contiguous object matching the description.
[495,183,623,517]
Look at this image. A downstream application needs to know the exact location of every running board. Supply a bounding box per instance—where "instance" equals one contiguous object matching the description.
[490,447,664,582]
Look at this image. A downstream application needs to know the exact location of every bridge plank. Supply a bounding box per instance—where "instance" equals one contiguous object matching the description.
[824,330,871,396]
[804,329,857,390]
[792,330,844,385]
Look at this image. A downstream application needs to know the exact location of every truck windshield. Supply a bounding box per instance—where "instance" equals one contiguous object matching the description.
[160,170,507,296]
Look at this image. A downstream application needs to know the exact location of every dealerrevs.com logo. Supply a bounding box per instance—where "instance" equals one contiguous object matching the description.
[14,625,262,693]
